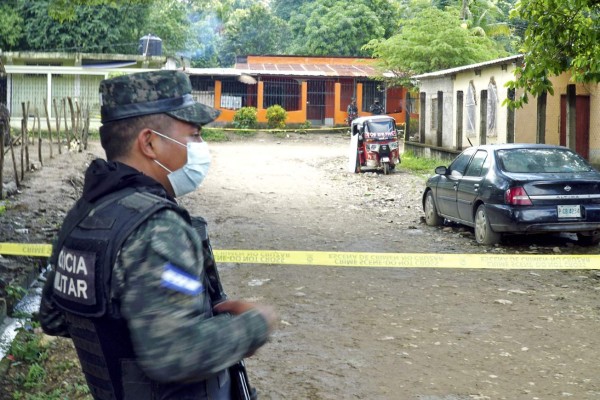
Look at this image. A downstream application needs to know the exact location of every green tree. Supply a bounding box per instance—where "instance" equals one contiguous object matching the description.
[13,0,192,56]
[288,0,387,56]
[142,0,191,56]
[46,0,151,22]
[506,0,599,108]
[220,4,289,66]
[366,7,507,85]
[0,4,24,49]
[271,0,314,20]
[18,0,150,53]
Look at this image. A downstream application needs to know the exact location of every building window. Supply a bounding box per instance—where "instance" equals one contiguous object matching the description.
[220,78,257,110]
[466,81,477,138]
[263,77,301,111]
[360,80,385,112]
[487,77,498,137]
[189,76,216,108]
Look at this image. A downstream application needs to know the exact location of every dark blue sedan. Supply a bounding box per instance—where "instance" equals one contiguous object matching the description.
[422,144,600,245]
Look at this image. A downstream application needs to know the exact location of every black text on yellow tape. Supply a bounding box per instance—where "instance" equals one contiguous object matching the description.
[1,243,597,270]
[0,243,52,257]
[215,250,598,270]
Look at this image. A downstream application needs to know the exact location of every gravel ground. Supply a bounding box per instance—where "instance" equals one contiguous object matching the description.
[1,132,600,400]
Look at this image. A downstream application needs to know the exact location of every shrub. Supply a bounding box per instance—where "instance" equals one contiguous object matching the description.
[233,107,257,129]
[266,105,287,129]
[408,117,419,135]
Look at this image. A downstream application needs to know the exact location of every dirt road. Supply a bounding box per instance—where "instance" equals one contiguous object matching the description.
[3,133,600,399]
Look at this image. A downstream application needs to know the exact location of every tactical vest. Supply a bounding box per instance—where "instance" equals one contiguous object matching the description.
[50,188,230,400]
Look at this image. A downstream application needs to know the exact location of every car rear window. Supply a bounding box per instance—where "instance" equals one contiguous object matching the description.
[497,148,593,173]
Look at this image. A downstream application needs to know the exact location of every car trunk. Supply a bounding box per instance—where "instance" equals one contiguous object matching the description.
[525,180,600,206]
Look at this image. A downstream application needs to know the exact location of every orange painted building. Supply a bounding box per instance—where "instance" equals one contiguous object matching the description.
[183,55,412,127]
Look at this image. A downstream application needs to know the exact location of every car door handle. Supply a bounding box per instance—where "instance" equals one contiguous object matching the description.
[473,183,480,191]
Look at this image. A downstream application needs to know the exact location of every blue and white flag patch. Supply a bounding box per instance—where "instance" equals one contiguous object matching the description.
[160,263,204,296]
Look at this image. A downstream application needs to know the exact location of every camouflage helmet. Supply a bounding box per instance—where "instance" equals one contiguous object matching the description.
[99,70,220,126]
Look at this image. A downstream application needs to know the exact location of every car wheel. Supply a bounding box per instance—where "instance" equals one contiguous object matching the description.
[577,232,600,246]
[424,191,443,226]
[474,204,501,245]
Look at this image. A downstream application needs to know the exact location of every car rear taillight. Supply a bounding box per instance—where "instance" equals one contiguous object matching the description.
[505,187,532,206]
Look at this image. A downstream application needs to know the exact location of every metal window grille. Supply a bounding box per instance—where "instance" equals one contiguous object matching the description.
[263,77,301,111]
[190,76,216,108]
[340,79,356,112]
[8,73,100,119]
[220,78,257,110]
[360,80,385,112]
[306,79,335,123]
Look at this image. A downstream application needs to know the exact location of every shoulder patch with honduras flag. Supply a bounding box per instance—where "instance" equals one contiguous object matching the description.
[160,263,204,296]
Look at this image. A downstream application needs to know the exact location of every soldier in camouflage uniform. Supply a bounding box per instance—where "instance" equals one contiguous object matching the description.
[369,98,384,115]
[39,70,277,400]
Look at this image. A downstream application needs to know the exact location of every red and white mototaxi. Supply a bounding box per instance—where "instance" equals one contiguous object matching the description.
[347,115,401,175]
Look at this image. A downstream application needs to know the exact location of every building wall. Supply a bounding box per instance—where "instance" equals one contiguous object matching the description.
[453,63,517,146]
[417,62,518,149]
[586,83,600,164]
[418,77,454,147]
[514,74,600,164]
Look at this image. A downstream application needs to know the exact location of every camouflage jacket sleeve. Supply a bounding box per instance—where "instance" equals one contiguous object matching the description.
[112,209,270,383]
[38,268,70,337]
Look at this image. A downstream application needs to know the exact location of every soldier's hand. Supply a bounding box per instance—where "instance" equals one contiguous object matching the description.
[214,300,277,333]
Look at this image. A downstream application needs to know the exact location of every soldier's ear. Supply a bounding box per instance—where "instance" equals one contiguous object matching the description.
[137,128,159,159]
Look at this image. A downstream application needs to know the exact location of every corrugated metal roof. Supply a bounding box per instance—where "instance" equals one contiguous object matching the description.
[234,61,379,78]
[412,55,523,80]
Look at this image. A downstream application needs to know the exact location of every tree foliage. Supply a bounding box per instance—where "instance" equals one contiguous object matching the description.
[4,0,191,56]
[0,4,24,49]
[367,7,507,86]
[506,0,600,108]
[141,0,191,56]
[220,4,289,66]
[271,0,313,21]
[46,0,151,22]
[18,0,150,53]
[288,0,390,56]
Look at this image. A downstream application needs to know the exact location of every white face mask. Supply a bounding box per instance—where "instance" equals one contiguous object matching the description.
[152,130,211,197]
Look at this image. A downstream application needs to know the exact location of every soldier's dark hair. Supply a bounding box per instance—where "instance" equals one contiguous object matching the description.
[100,113,173,160]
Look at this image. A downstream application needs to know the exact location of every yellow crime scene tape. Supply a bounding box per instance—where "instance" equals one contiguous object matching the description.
[0,242,598,270]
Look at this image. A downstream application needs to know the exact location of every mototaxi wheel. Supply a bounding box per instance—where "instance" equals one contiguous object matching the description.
[383,162,390,175]
[474,204,501,245]
[424,191,443,226]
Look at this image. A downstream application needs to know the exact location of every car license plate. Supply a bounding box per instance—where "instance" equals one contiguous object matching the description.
[381,157,390,162]
[557,205,581,218]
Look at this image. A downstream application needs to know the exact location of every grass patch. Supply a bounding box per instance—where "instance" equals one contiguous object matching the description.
[399,151,445,175]
[231,129,257,138]
[1,324,91,400]
[202,128,230,142]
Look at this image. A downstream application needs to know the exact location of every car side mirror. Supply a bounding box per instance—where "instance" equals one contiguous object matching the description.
[434,166,448,175]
